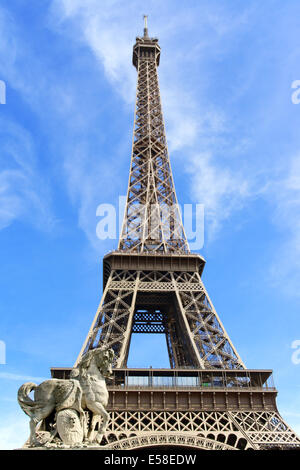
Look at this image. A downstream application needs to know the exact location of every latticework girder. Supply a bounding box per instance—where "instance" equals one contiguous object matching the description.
[76,266,244,370]
[102,410,300,450]
[118,33,189,254]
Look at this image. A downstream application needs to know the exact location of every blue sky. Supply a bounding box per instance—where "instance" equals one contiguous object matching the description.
[0,0,300,449]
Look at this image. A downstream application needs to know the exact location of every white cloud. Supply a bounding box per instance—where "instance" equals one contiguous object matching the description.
[0,118,55,232]
[51,0,136,103]
[186,151,250,239]
[62,143,116,250]
[0,372,47,382]
[0,7,57,233]
[0,4,115,243]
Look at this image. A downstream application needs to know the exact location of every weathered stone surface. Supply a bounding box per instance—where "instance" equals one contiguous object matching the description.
[17,347,114,448]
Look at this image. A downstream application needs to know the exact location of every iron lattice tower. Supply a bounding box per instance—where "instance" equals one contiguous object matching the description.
[52,19,300,451]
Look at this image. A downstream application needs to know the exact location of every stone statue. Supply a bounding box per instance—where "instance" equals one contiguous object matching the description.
[71,347,114,444]
[17,347,114,448]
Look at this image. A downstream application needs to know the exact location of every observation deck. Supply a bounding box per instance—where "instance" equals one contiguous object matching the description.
[51,367,278,413]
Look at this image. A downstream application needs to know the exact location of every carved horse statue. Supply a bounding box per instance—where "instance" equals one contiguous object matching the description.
[71,347,114,443]
[17,347,114,446]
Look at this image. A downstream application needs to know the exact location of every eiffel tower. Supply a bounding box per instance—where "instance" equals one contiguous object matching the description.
[52,18,300,451]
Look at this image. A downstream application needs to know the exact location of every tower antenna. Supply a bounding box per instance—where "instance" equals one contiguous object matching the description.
[143,14,149,37]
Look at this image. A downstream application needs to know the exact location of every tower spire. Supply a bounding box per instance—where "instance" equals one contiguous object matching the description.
[120,23,189,253]
[143,14,148,37]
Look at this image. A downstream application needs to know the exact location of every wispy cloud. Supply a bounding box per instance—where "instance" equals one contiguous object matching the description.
[0,4,119,245]
[0,117,55,231]
[50,0,136,104]
[0,371,47,382]
[0,8,56,233]
[185,151,250,240]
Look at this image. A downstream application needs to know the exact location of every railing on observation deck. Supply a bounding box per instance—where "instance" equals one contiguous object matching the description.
[108,368,276,391]
[50,367,276,391]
